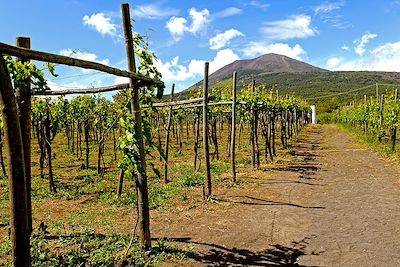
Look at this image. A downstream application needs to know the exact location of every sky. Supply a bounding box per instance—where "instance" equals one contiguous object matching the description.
[1,0,400,94]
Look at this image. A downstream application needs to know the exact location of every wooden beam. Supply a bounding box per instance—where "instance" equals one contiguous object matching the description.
[0,41,164,87]
[153,97,203,107]
[33,83,131,96]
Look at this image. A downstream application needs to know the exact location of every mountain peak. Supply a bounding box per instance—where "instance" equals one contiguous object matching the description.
[209,53,326,84]
[183,53,327,95]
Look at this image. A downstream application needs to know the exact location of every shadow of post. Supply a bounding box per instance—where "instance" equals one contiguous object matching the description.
[155,237,323,266]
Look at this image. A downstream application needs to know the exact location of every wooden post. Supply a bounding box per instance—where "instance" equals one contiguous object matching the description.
[0,55,30,266]
[254,82,260,168]
[121,3,151,250]
[164,84,175,183]
[231,72,237,183]
[376,83,379,103]
[15,37,32,234]
[250,81,256,168]
[117,170,124,198]
[251,80,259,168]
[203,62,212,199]
[392,89,398,151]
[378,94,385,143]
[379,94,384,127]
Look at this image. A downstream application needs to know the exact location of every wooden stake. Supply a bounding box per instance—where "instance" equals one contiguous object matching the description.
[164,84,175,183]
[117,170,124,198]
[0,54,30,266]
[231,72,237,183]
[203,62,212,199]
[122,3,151,250]
[392,89,398,151]
[15,37,32,235]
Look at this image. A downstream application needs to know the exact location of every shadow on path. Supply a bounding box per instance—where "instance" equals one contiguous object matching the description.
[214,195,325,209]
[155,237,323,266]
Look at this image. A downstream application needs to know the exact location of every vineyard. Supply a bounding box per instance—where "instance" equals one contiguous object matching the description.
[0,4,315,267]
[332,85,400,152]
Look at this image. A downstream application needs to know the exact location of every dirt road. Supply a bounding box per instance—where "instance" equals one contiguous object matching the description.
[158,124,400,266]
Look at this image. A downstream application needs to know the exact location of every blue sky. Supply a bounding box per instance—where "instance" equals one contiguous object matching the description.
[2,0,400,94]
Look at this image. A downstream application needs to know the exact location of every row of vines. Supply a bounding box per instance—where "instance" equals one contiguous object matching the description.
[333,88,399,151]
[0,85,311,195]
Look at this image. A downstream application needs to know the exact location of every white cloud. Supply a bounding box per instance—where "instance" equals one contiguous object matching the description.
[60,49,109,74]
[114,76,130,85]
[326,57,341,69]
[330,41,400,72]
[60,49,109,65]
[166,17,188,41]
[132,4,179,20]
[209,29,244,50]
[248,0,270,10]
[165,8,210,41]
[312,1,351,29]
[313,1,344,14]
[243,42,306,60]
[153,49,239,89]
[261,15,317,40]
[214,7,243,18]
[341,44,350,50]
[189,49,240,74]
[354,33,378,56]
[83,13,117,37]
[154,56,196,83]
[188,8,211,35]
[46,80,66,92]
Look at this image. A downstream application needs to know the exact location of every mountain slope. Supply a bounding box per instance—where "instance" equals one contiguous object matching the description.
[209,53,326,84]
[176,53,400,113]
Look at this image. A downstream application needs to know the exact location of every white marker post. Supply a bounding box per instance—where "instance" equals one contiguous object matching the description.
[310,104,317,124]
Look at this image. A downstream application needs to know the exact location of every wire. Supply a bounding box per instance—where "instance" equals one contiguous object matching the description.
[305,84,376,100]
[49,71,108,81]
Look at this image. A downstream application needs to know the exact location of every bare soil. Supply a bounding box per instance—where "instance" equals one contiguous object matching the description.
[158,124,400,266]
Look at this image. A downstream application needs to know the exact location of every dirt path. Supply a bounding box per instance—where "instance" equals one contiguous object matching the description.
[159,124,400,266]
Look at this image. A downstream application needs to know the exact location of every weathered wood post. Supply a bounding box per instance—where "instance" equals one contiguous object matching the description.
[15,37,32,234]
[203,62,212,199]
[164,84,175,183]
[121,3,151,250]
[231,72,237,183]
[250,80,256,168]
[392,88,398,151]
[251,80,260,168]
[0,54,30,266]
[378,94,384,143]
[117,170,124,198]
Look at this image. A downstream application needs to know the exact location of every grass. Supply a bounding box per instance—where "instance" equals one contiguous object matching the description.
[1,227,194,267]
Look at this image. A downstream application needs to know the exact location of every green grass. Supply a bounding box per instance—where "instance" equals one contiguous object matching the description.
[1,227,194,266]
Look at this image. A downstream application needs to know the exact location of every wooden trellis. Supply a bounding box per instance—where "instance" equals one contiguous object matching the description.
[0,3,163,266]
